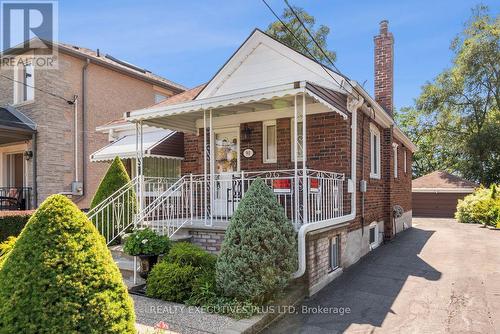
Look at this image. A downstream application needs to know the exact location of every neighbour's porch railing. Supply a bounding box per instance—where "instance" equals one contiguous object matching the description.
[136,169,345,237]
[0,187,32,211]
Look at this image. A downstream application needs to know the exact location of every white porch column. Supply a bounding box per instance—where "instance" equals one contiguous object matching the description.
[138,121,144,214]
[203,110,208,224]
[209,108,214,227]
[301,94,308,225]
[293,95,299,228]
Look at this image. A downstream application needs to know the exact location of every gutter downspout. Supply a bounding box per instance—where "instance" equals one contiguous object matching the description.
[32,132,37,208]
[74,59,90,203]
[293,95,364,278]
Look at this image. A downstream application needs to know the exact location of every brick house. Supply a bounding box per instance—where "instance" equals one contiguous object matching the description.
[0,42,185,209]
[94,22,416,295]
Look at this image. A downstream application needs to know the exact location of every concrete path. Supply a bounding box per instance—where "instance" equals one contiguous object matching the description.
[263,218,500,333]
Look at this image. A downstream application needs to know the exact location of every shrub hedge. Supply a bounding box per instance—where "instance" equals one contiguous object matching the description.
[146,262,197,302]
[166,242,217,268]
[216,178,297,305]
[456,185,500,226]
[0,195,135,333]
[146,242,217,303]
[0,211,33,242]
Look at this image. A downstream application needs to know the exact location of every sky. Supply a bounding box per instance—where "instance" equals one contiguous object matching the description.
[58,0,499,109]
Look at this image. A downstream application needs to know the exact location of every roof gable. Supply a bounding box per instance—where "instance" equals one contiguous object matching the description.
[196,29,351,99]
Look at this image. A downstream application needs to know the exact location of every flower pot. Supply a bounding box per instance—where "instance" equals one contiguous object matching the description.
[138,254,159,279]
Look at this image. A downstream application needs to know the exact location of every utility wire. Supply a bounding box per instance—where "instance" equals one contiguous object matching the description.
[261,0,357,100]
[284,0,360,95]
[0,73,74,104]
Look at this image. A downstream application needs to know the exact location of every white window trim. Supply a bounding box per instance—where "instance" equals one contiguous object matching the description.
[369,123,381,179]
[262,120,277,163]
[403,149,407,174]
[290,118,304,162]
[393,143,399,178]
[369,222,379,250]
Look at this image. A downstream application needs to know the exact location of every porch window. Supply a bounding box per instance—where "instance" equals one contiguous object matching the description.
[263,120,277,163]
[142,158,180,178]
[329,235,340,271]
[290,118,304,161]
[393,143,398,178]
[369,123,381,179]
[14,62,34,104]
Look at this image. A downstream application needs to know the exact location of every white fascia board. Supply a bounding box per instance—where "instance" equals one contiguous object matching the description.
[126,82,303,122]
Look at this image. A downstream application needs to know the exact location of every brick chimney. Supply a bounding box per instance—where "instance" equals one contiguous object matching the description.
[374,20,394,116]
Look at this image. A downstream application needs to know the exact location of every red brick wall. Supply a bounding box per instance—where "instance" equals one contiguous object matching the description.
[180,109,412,237]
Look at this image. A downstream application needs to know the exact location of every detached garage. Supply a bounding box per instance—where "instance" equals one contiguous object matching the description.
[412,171,477,218]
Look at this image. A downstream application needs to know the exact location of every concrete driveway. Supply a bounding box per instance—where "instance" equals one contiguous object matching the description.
[263,218,500,334]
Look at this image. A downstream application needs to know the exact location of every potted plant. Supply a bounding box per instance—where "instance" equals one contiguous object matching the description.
[123,228,170,279]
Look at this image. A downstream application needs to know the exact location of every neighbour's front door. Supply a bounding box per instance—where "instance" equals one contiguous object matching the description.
[213,129,239,217]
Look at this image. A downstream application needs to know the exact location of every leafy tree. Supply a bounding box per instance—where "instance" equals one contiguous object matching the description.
[266,6,336,64]
[216,178,297,305]
[397,6,499,184]
[0,195,135,333]
[90,156,136,242]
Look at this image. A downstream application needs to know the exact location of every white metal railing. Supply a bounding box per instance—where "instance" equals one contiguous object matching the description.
[135,176,191,237]
[134,169,345,237]
[87,176,178,245]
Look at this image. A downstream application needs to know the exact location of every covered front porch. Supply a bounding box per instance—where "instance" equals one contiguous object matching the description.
[0,107,37,210]
[127,81,354,235]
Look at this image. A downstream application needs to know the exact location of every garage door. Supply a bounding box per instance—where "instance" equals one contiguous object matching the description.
[412,192,470,218]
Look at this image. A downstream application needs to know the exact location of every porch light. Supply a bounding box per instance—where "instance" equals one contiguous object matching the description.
[242,124,253,142]
[24,150,33,160]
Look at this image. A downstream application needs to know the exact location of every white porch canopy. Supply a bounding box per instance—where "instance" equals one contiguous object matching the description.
[125,81,349,132]
[90,130,181,162]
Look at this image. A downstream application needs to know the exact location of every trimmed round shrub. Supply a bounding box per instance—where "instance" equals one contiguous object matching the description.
[166,242,217,268]
[90,156,136,242]
[123,228,170,256]
[216,178,297,305]
[0,195,135,333]
[146,262,197,302]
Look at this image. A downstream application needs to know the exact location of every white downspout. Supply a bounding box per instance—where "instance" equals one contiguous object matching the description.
[293,95,364,278]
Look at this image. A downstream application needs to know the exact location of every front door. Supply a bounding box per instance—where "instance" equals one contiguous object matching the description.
[213,128,239,217]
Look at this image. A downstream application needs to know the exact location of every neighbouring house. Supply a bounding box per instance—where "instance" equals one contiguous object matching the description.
[412,171,477,218]
[0,40,185,210]
[92,21,416,296]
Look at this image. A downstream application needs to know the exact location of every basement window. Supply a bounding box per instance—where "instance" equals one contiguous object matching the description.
[369,123,381,179]
[369,222,379,249]
[329,235,340,271]
[263,120,277,163]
